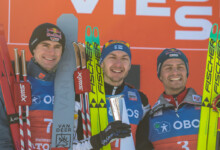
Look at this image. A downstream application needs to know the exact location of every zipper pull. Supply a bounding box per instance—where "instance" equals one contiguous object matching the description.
[174,97,180,117]
[174,97,178,107]
[112,86,118,95]
[175,108,180,118]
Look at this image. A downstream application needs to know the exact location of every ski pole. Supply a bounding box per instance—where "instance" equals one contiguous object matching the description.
[14,48,25,150]
[14,49,32,150]
[78,43,91,137]
[73,42,88,138]
[21,50,32,150]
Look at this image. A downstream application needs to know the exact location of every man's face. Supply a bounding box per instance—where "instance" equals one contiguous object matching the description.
[159,58,187,95]
[33,40,62,72]
[101,50,131,87]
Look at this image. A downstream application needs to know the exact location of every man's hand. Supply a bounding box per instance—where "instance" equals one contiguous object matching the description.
[90,121,131,149]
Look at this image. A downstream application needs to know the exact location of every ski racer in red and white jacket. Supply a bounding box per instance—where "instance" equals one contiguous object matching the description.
[136,88,201,150]
[0,23,131,150]
[136,48,202,150]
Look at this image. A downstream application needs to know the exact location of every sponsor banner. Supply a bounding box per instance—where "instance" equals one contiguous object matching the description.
[0,0,219,104]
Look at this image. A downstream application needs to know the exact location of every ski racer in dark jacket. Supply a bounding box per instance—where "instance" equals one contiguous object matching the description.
[98,40,150,150]
[0,23,131,150]
[136,48,202,150]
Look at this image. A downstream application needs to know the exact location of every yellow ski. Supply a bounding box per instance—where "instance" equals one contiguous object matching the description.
[85,26,111,150]
[197,23,218,150]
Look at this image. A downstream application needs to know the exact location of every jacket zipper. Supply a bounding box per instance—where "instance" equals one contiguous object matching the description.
[174,97,180,118]
[112,86,118,95]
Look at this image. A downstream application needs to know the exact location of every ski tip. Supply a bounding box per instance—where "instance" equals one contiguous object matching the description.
[85,26,92,37]
[92,27,99,39]
[211,24,218,34]
[218,27,220,40]
[210,23,218,40]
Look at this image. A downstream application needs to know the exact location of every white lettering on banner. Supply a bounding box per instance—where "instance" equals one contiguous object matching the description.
[136,0,170,16]
[43,95,54,104]
[70,0,213,40]
[175,6,212,40]
[71,0,98,13]
[173,119,200,130]
[176,0,208,1]
[114,0,126,15]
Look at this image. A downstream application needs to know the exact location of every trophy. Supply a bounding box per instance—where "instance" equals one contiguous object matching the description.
[108,95,124,121]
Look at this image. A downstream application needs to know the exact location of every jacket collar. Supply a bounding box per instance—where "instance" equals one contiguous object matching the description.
[104,82,125,95]
[150,88,201,115]
[163,88,188,107]
[27,58,56,81]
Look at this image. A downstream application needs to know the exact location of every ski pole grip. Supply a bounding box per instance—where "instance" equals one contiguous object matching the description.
[78,43,87,68]
[73,42,81,68]
[14,49,32,106]
[14,48,20,78]
[21,50,27,78]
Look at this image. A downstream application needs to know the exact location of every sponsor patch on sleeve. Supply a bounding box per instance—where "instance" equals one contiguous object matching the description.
[192,95,201,103]
[128,91,137,101]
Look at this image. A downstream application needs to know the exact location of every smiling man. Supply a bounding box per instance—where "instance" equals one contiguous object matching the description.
[0,23,66,150]
[32,40,62,72]
[100,40,150,150]
[136,48,202,150]
[0,24,133,150]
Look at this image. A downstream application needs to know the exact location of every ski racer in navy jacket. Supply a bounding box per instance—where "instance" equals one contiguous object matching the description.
[136,48,202,150]
[98,40,150,150]
[0,23,131,150]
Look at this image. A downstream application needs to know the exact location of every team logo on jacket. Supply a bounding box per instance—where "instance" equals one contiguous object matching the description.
[32,95,41,104]
[128,91,137,101]
[154,121,171,134]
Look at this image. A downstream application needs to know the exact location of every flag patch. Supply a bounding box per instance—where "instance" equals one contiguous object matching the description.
[192,95,201,103]
[128,91,137,101]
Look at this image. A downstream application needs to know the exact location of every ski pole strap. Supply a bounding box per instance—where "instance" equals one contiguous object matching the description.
[7,113,26,124]
[14,82,32,106]
[74,69,91,94]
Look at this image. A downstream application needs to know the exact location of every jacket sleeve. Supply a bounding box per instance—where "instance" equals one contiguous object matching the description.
[136,110,153,150]
[138,91,149,106]
[0,91,15,150]
[138,90,151,117]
